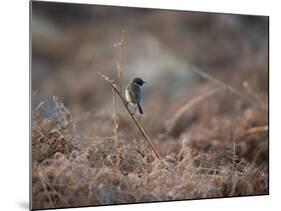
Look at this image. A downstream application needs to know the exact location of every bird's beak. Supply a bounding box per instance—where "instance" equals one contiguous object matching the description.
[143,81,147,84]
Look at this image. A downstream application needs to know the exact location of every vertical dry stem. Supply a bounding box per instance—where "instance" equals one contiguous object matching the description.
[112,88,120,168]
[231,142,238,171]
[117,30,126,94]
[104,30,162,161]
[112,30,126,168]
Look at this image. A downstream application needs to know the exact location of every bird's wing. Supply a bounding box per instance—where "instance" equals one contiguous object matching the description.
[132,84,142,103]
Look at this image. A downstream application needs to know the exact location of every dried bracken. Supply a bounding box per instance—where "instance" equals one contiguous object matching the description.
[32,92,268,209]
[32,96,75,162]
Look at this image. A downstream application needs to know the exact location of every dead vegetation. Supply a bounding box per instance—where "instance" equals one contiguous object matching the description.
[32,96,75,162]
[31,5,268,210]
[31,55,268,210]
[32,97,268,209]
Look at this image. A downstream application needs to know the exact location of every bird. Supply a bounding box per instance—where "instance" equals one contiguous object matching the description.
[125,77,146,114]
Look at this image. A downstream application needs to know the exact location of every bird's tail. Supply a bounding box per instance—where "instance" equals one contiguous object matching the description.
[137,102,143,114]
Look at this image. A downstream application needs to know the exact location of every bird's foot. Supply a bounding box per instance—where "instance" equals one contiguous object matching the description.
[125,101,129,106]
[132,107,137,115]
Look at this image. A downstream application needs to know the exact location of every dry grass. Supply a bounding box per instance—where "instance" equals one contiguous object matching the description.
[32,96,75,162]
[32,97,268,209]
[31,61,268,210]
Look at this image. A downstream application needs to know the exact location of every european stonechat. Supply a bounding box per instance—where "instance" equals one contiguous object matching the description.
[125,77,146,114]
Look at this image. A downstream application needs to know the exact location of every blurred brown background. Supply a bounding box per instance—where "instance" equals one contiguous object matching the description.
[31,2,269,208]
[31,1,268,118]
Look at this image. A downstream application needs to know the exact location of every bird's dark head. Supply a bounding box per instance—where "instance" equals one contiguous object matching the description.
[132,77,146,86]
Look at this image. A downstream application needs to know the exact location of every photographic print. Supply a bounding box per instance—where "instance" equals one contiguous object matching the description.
[30,1,269,210]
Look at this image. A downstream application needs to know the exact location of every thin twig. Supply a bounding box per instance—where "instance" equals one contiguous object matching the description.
[116,30,126,94]
[244,125,268,136]
[243,81,267,109]
[98,72,162,159]
[112,88,120,168]
[167,87,225,134]
[190,66,266,110]
[231,142,238,171]
[112,30,126,169]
